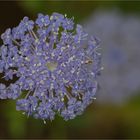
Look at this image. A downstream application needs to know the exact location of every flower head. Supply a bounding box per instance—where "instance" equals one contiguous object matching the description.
[0,13,101,121]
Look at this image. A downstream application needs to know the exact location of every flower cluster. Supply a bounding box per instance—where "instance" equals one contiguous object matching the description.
[0,13,101,121]
[85,10,140,103]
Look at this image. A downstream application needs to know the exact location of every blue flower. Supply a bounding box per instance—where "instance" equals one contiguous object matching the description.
[1,29,12,45]
[0,83,7,99]
[36,13,50,27]
[0,13,101,122]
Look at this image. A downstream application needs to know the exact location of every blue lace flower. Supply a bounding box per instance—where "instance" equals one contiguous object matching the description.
[0,13,101,122]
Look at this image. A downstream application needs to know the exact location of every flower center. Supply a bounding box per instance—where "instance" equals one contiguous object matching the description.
[46,62,58,72]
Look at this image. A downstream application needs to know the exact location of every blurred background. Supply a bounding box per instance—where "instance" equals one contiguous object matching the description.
[0,0,140,139]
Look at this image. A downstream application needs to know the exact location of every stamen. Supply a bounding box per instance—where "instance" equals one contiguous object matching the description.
[12,39,22,48]
[31,30,38,40]
[25,91,31,99]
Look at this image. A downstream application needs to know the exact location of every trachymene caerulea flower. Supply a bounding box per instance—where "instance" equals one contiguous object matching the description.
[0,13,101,121]
[84,9,140,104]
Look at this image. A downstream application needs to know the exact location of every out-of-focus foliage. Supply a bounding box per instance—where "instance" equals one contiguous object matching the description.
[1,94,140,139]
[19,1,140,22]
[19,1,99,23]
[4,100,27,138]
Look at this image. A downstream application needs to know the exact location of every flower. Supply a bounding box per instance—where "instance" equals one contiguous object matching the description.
[84,9,140,103]
[0,13,101,121]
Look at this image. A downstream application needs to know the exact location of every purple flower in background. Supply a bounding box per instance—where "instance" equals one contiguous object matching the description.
[0,13,101,122]
[84,9,140,104]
